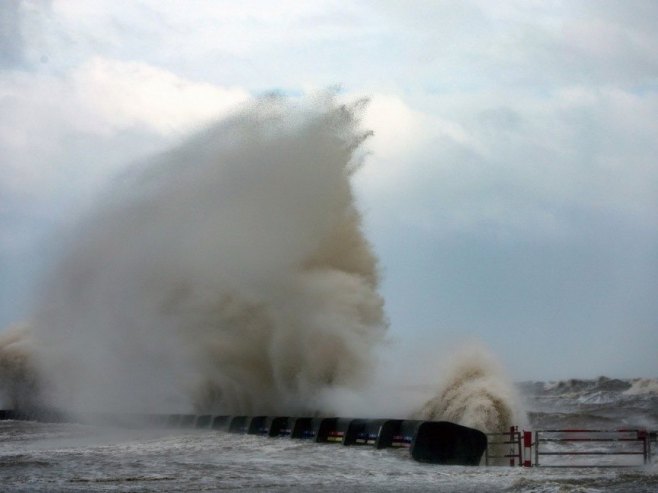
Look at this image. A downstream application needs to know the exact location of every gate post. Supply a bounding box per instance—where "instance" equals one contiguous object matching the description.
[534,431,540,466]
[509,426,516,466]
[523,431,533,467]
[638,430,648,465]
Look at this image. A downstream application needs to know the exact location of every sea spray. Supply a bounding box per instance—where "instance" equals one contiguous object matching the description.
[21,96,386,415]
[0,95,527,433]
[0,325,39,410]
[415,342,524,433]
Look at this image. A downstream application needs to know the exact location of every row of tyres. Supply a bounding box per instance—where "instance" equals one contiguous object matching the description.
[0,410,487,465]
[165,414,488,465]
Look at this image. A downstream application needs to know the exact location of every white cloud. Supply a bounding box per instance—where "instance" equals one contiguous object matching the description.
[1,57,249,202]
[73,57,250,135]
[353,84,658,245]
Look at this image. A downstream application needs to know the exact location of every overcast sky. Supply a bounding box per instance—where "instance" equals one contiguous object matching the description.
[1,0,657,380]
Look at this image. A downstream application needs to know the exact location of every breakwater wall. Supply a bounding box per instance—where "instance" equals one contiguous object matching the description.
[0,410,487,466]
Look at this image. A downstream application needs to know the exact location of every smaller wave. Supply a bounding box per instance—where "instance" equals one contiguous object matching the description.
[541,377,632,396]
[521,376,658,430]
[414,343,524,433]
[528,411,618,429]
[522,377,658,406]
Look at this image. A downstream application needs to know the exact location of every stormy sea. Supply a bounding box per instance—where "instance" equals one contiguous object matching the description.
[0,98,656,491]
[0,377,656,492]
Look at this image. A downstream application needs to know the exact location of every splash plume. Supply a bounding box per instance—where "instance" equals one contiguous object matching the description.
[20,96,386,415]
[415,343,523,433]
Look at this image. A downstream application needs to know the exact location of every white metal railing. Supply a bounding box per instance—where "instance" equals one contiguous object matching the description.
[532,429,650,467]
[486,428,653,467]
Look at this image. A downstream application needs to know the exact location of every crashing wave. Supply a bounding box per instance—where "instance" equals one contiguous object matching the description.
[2,96,387,416]
[415,344,524,433]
